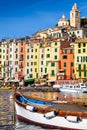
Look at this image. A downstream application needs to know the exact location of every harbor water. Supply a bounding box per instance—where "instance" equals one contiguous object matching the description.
[0,90,87,130]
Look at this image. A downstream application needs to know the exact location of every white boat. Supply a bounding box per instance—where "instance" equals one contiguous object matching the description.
[53,83,87,93]
[14,92,87,130]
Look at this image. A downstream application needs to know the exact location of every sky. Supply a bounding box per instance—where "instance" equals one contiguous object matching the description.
[0,0,87,40]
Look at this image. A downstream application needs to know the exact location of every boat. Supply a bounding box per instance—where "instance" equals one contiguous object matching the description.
[14,92,87,130]
[0,86,12,90]
[53,83,87,93]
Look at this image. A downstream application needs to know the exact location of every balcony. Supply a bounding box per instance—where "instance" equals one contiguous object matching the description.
[19,64,23,68]
[19,58,23,61]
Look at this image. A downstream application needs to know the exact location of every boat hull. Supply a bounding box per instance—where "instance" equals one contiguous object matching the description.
[15,102,87,130]
[59,88,82,93]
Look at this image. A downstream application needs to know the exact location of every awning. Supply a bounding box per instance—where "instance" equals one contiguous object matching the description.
[24,78,35,83]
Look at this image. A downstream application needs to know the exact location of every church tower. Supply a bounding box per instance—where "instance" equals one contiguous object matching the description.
[70,3,80,28]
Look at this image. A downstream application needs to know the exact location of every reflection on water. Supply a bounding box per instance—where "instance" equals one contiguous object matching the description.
[0,90,87,130]
[0,90,15,130]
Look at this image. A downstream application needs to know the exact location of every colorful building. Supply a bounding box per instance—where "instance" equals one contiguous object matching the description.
[59,40,74,80]
[74,39,87,80]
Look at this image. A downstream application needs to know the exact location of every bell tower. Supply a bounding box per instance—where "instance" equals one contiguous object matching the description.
[70,3,80,28]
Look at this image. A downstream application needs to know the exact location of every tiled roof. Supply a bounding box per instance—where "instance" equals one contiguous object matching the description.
[60,39,70,49]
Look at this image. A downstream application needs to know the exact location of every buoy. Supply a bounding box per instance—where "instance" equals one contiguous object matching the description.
[26,105,37,112]
[44,111,58,119]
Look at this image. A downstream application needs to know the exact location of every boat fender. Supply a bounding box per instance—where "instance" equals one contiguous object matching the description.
[44,111,58,119]
[64,116,82,122]
[26,105,37,112]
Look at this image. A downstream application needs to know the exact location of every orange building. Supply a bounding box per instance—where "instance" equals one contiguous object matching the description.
[18,40,26,80]
[58,40,75,80]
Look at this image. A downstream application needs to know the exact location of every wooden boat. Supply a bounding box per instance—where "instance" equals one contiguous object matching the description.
[14,92,87,130]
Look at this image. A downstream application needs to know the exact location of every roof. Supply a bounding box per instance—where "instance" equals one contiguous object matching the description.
[59,15,68,22]
[60,39,70,49]
[75,39,87,43]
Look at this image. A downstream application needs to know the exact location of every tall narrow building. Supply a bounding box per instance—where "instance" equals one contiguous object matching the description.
[70,3,80,28]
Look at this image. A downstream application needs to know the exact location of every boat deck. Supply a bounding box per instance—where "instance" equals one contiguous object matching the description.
[50,103,87,112]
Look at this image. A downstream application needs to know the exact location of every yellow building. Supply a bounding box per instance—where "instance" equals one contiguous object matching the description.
[74,39,87,80]
[39,39,60,83]
[25,38,40,80]
[47,40,60,81]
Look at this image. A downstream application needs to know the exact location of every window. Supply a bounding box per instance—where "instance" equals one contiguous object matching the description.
[15,49,17,53]
[41,68,43,72]
[54,55,57,59]
[16,54,18,59]
[31,62,33,65]
[51,62,55,66]
[79,72,81,77]
[27,49,29,52]
[34,62,37,65]
[51,70,55,75]
[41,61,43,65]
[70,49,73,54]
[27,62,29,66]
[71,62,74,66]
[7,56,8,60]
[55,42,57,46]
[77,31,79,34]
[46,54,50,58]
[64,49,67,54]
[62,55,67,59]
[27,69,29,74]
[46,61,48,66]
[78,64,81,70]
[41,54,44,58]
[35,55,37,59]
[45,68,47,73]
[55,48,57,52]
[73,69,74,73]
[3,50,5,53]
[20,55,23,61]
[15,61,18,65]
[21,47,23,52]
[84,71,86,77]
[83,43,86,47]
[78,57,82,62]
[15,68,18,72]
[31,49,33,52]
[47,48,49,51]
[31,55,33,58]
[78,43,81,48]
[10,48,12,52]
[64,62,66,67]
[83,49,86,53]
[78,49,81,53]
[86,57,87,62]
[27,55,29,59]
[35,49,37,52]
[10,54,12,58]
[30,68,32,72]
[16,43,18,46]
[83,57,86,62]
[0,49,1,52]
[83,64,86,70]
[35,68,37,72]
